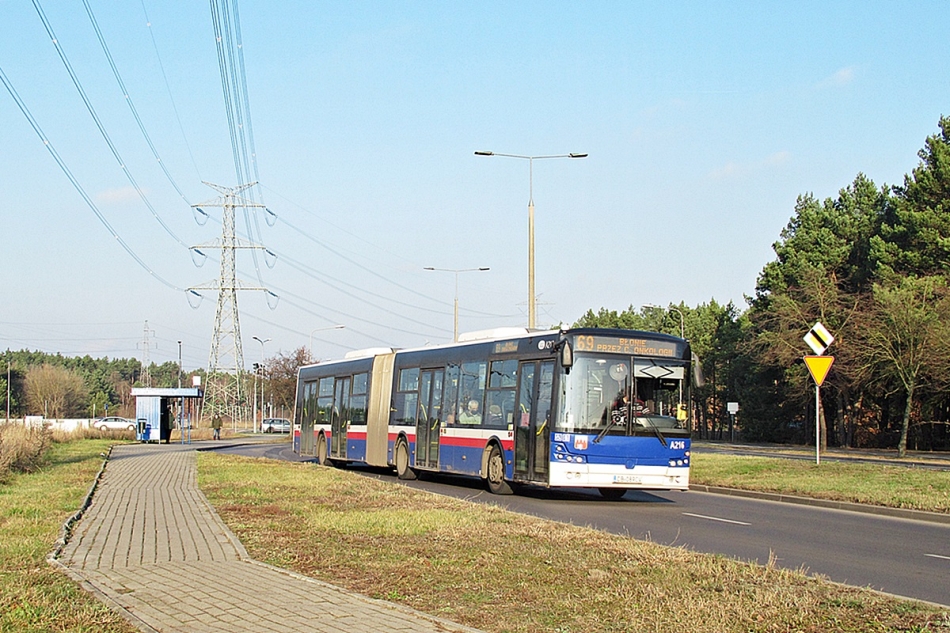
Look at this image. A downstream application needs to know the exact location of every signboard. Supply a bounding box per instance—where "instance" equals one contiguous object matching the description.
[804,322,834,356]
[804,355,834,387]
[573,334,681,358]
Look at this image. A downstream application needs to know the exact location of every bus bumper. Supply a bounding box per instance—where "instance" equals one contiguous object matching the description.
[548,463,690,491]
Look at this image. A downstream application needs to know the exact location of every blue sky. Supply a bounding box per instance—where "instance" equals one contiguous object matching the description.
[1,1,947,371]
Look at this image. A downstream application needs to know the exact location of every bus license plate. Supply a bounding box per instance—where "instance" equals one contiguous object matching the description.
[613,475,641,484]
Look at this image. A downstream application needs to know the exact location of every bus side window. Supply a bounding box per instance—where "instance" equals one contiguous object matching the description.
[444,364,460,425]
[458,361,487,426]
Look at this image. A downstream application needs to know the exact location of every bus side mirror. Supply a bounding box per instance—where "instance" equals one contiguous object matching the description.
[560,340,573,370]
[692,352,705,387]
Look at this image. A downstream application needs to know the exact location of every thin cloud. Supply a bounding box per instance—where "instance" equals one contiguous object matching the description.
[709,151,791,181]
[818,66,856,88]
[96,186,143,204]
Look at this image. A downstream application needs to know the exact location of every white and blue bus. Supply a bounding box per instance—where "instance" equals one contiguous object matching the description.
[293,327,693,498]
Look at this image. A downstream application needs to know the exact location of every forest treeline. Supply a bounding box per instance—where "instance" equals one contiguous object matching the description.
[0,346,309,424]
[3,118,949,454]
[577,116,950,455]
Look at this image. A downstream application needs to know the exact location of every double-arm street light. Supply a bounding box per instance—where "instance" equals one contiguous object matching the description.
[309,325,345,357]
[643,303,685,339]
[251,336,270,432]
[424,267,490,342]
[475,150,587,329]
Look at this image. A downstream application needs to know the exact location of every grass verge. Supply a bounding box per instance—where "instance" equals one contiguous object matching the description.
[0,439,137,633]
[198,453,949,633]
[691,453,950,513]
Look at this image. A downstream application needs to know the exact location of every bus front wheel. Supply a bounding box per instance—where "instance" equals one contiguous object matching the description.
[486,445,513,495]
[395,439,417,480]
[316,435,332,467]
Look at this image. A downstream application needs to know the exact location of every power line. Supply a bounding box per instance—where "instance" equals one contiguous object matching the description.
[0,63,191,294]
[82,0,193,207]
[31,0,193,251]
[139,0,203,183]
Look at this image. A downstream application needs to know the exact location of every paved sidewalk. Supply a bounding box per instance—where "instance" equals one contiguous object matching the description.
[54,443,482,633]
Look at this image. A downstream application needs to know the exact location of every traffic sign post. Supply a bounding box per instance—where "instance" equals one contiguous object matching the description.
[804,355,835,465]
[803,321,835,465]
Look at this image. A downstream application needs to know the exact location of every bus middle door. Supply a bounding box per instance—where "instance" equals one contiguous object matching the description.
[330,376,351,460]
[514,360,554,483]
[414,369,443,469]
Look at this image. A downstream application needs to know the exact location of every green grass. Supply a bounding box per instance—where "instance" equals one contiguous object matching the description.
[0,439,137,633]
[691,453,950,513]
[198,453,950,633]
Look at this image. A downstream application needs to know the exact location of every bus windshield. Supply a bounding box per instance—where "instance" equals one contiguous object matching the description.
[556,354,689,439]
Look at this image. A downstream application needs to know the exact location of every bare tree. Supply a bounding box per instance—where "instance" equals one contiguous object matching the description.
[264,347,314,416]
[24,364,88,418]
[855,276,950,457]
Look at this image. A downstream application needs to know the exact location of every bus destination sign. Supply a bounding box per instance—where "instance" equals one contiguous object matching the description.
[573,334,681,358]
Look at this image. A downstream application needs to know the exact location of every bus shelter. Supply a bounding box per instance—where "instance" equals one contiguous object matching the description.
[130,387,203,443]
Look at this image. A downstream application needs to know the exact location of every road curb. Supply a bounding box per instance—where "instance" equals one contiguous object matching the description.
[691,485,950,525]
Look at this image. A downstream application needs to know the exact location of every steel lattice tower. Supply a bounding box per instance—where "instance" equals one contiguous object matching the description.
[189,181,268,425]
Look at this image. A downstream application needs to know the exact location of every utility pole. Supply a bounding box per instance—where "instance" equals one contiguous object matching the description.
[189,182,271,427]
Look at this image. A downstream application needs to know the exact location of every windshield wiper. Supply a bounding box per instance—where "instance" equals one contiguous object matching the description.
[636,415,668,447]
[594,409,624,444]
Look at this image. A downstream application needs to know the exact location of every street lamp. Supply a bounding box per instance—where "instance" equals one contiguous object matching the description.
[643,303,685,339]
[424,267,490,341]
[475,150,587,329]
[252,336,270,432]
[309,325,345,358]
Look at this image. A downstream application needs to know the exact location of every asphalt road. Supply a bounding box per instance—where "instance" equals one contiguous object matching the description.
[212,439,950,607]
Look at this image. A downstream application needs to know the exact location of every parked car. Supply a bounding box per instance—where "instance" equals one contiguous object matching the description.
[94,416,136,432]
[261,417,291,433]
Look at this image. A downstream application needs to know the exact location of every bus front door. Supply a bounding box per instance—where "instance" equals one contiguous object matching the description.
[514,360,554,483]
[330,376,351,460]
[414,369,443,469]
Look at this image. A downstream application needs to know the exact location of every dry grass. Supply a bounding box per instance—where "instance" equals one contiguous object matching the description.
[0,423,52,482]
[198,453,950,633]
[691,453,950,514]
[0,439,138,632]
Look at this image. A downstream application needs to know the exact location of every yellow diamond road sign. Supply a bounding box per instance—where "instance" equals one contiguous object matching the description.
[804,355,835,387]
[804,322,834,355]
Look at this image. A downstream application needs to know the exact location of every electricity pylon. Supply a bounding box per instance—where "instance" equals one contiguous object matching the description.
[189,181,269,426]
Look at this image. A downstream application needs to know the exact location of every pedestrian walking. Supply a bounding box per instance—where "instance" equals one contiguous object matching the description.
[211,414,222,440]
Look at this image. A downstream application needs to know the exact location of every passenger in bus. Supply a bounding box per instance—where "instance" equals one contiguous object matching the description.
[458,399,482,425]
[488,404,503,426]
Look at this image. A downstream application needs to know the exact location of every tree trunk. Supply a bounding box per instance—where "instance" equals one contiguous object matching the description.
[836,390,846,447]
[818,392,827,451]
[898,382,914,458]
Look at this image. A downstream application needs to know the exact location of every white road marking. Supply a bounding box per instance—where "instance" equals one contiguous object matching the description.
[924,553,950,561]
[682,512,751,526]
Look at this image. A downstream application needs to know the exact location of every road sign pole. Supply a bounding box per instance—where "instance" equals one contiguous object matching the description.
[815,385,820,465]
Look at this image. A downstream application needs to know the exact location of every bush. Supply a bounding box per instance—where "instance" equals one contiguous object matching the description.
[0,422,53,482]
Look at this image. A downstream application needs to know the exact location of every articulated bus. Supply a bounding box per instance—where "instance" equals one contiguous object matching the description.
[293,327,694,498]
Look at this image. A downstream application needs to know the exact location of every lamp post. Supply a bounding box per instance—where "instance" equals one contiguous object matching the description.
[424,267,490,341]
[251,336,270,432]
[475,150,587,329]
[643,303,685,339]
[309,325,345,358]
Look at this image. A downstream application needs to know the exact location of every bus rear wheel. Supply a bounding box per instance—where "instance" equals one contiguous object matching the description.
[598,487,627,500]
[395,439,417,480]
[486,445,513,495]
